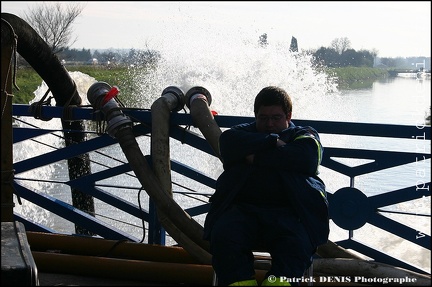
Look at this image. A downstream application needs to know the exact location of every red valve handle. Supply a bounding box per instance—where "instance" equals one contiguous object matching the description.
[101,86,120,106]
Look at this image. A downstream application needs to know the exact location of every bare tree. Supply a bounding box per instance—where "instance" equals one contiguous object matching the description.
[24,2,85,53]
[330,37,351,55]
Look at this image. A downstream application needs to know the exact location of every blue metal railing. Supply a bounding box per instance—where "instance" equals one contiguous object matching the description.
[11,104,431,275]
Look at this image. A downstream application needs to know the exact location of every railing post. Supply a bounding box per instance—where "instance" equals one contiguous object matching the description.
[1,19,16,222]
[148,199,165,245]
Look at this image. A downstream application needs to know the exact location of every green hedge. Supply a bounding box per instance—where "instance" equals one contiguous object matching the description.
[327,67,389,89]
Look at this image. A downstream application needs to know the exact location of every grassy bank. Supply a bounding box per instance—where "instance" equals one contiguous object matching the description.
[11,65,389,104]
[11,65,137,104]
[327,66,389,89]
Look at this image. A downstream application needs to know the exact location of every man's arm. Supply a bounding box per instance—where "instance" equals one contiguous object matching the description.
[219,123,278,168]
[253,130,323,175]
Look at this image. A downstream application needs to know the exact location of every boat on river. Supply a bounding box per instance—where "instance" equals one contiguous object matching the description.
[396,70,431,79]
[416,70,431,80]
[1,13,431,286]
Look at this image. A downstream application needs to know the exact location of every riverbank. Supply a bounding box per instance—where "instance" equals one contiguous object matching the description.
[12,66,394,104]
[327,67,389,89]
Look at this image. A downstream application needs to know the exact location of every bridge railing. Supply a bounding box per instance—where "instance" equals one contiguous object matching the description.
[10,104,431,275]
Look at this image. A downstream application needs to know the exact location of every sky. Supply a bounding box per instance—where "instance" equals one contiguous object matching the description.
[1,1,431,58]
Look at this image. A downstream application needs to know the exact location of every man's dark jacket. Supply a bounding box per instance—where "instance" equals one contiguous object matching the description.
[203,121,329,248]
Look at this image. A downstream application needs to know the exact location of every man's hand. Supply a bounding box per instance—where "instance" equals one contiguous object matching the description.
[276,139,286,147]
[245,154,254,164]
[245,139,285,164]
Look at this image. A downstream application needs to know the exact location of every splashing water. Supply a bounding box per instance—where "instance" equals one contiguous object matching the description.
[13,71,97,230]
[118,31,338,195]
[114,31,340,216]
[127,27,338,116]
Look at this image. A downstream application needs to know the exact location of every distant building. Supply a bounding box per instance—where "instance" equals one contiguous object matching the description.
[87,58,98,65]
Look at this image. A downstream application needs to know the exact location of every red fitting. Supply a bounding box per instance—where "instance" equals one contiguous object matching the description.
[101,86,120,106]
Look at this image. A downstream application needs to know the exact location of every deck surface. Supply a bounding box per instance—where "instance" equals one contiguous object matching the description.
[38,272,194,286]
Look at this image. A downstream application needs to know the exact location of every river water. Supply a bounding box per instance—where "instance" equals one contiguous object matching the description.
[13,49,431,273]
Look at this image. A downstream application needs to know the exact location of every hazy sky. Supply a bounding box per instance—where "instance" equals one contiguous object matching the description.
[1,1,431,58]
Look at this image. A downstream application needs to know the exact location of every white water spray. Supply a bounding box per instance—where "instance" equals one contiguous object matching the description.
[13,71,97,231]
[123,28,339,209]
[124,15,338,116]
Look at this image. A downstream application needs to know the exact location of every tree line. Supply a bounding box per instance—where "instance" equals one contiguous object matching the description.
[55,47,160,67]
[55,39,430,71]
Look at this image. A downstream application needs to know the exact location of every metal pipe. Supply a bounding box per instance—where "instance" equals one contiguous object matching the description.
[185,86,222,161]
[1,17,15,222]
[87,82,211,264]
[87,82,132,137]
[149,87,213,260]
[32,252,214,285]
[1,13,94,234]
[26,231,200,264]
[150,86,185,197]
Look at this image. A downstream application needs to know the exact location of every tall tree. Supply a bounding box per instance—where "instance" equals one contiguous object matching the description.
[290,36,298,52]
[24,2,85,53]
[330,37,351,55]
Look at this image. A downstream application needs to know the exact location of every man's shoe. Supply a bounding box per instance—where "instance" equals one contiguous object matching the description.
[261,277,291,286]
[228,279,258,286]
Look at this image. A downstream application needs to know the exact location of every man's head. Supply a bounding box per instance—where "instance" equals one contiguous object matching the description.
[254,86,292,133]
